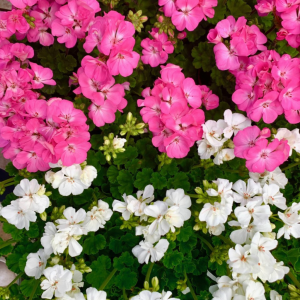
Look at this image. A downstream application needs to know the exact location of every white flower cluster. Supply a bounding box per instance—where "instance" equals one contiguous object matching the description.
[112,186,192,264]
[205,170,293,300]
[1,179,50,230]
[131,290,179,300]
[45,162,97,196]
[40,202,112,257]
[197,109,251,165]
[274,128,300,156]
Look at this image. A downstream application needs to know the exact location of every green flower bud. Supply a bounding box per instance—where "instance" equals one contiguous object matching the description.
[144,281,150,290]
[40,212,47,221]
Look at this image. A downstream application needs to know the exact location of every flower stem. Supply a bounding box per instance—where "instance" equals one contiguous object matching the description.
[0,177,14,185]
[145,262,154,283]
[123,288,128,300]
[198,236,214,252]
[288,271,300,290]
[125,132,130,148]
[218,235,235,247]
[3,182,15,188]
[29,279,39,300]
[185,272,198,300]
[0,238,15,249]
[186,194,200,198]
[191,164,201,169]
[99,268,117,290]
[5,272,24,288]
[282,161,300,171]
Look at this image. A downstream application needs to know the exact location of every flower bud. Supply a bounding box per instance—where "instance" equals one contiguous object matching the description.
[151,277,159,288]
[144,281,149,290]
[127,112,133,122]
[40,212,47,221]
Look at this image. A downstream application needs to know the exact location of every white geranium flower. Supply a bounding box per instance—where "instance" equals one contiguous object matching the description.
[165,188,191,221]
[80,165,97,187]
[41,265,72,299]
[58,293,85,300]
[197,139,220,159]
[228,244,259,274]
[112,194,134,221]
[250,232,277,264]
[53,165,86,196]
[249,167,288,189]
[127,185,155,220]
[241,281,266,300]
[135,225,161,244]
[234,199,271,226]
[86,287,107,300]
[144,201,170,236]
[207,223,225,236]
[202,120,228,147]
[275,128,300,156]
[207,178,233,204]
[41,222,57,255]
[229,221,272,244]
[277,203,300,239]
[13,179,49,213]
[160,290,180,300]
[270,290,282,300]
[165,206,184,232]
[223,109,251,138]
[132,239,169,264]
[212,287,232,300]
[131,290,162,300]
[1,200,36,230]
[25,249,49,279]
[52,232,83,257]
[262,183,287,210]
[56,207,87,235]
[113,137,127,149]
[232,179,262,206]
[268,262,289,283]
[45,170,56,184]
[199,202,230,227]
[68,265,84,296]
[213,148,235,165]
[83,200,113,232]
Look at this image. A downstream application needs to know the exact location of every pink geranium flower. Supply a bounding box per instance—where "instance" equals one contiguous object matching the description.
[29,62,56,89]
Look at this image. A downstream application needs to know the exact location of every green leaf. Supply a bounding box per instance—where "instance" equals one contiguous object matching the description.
[134,168,153,190]
[57,54,77,73]
[86,256,112,289]
[163,250,184,269]
[207,0,227,24]
[107,165,119,183]
[179,236,197,254]
[167,172,190,191]
[5,162,18,176]
[26,222,39,238]
[115,268,138,289]
[83,234,106,255]
[227,0,251,18]
[20,278,40,298]
[6,245,26,273]
[191,42,215,72]
[150,172,167,190]
[73,188,94,205]
[177,226,193,242]
[114,146,138,165]
[2,223,23,241]
[160,161,179,177]
[0,237,13,256]
[113,251,136,270]
[117,170,134,195]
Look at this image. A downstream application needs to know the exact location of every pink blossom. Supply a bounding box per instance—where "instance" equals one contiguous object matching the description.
[164,134,191,158]
[182,78,202,108]
[279,82,300,110]
[159,0,177,16]
[281,6,300,34]
[255,0,274,16]
[51,20,77,48]
[29,62,56,89]
[88,99,116,127]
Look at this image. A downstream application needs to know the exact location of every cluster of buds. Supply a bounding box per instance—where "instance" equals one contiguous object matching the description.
[120,215,140,230]
[119,113,145,137]
[157,153,172,171]
[210,244,230,265]
[177,277,188,292]
[166,228,180,241]
[23,13,35,28]
[194,182,221,205]
[289,284,300,300]
[144,277,160,292]
[154,15,175,37]
[50,205,66,221]
[0,288,10,299]
[128,10,148,32]
[18,168,31,178]
[99,0,120,8]
[192,211,208,233]
[99,133,127,162]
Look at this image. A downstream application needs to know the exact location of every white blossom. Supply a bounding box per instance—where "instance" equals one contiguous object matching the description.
[197,139,220,159]
[268,262,289,283]
[41,265,73,299]
[207,223,225,236]
[41,222,57,255]
[242,281,266,300]
[113,137,127,149]
[135,225,161,244]
[277,203,300,239]
[160,290,180,300]
[25,249,49,279]
[213,149,235,165]
[199,202,230,227]
[86,288,107,300]
[1,200,36,230]
[165,206,184,232]
[262,183,287,210]
[132,239,169,264]
[0,203,2,216]
[223,109,251,138]
[112,194,134,221]
[270,290,282,300]
[131,290,162,300]
[45,170,56,184]
[275,128,300,156]
[232,179,262,206]
[202,120,228,147]
[83,200,113,232]
[212,287,232,300]
[80,165,97,187]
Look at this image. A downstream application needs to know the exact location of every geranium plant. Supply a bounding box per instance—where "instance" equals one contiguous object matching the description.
[0,0,300,300]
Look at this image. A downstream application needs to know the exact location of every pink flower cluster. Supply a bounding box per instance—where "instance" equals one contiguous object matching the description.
[233,125,290,173]
[71,12,140,127]
[231,50,300,124]
[0,42,91,172]
[138,64,219,158]
[141,28,174,67]
[255,0,300,48]
[208,16,267,71]
[0,0,100,47]
[158,0,217,32]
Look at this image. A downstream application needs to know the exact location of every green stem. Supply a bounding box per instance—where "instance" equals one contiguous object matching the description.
[93,193,98,202]
[29,279,39,300]
[125,132,131,148]
[145,262,154,283]
[287,271,300,290]
[3,182,15,188]
[191,164,201,169]
[0,238,15,249]
[198,236,214,252]
[123,288,128,300]
[5,272,24,288]
[218,235,235,247]
[1,177,14,185]
[185,272,198,300]
[282,161,300,171]
[99,268,117,290]
[186,194,200,199]
[270,216,282,222]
